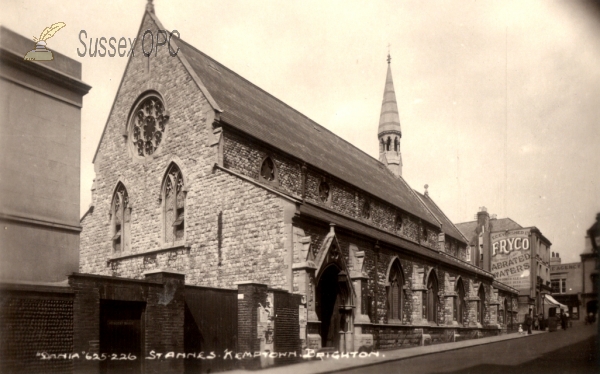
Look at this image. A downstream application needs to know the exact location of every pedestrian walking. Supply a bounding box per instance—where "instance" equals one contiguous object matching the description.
[525,313,533,335]
[533,315,539,331]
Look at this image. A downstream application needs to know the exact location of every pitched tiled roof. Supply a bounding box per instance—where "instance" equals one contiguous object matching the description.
[414,191,468,244]
[455,218,523,240]
[178,39,439,226]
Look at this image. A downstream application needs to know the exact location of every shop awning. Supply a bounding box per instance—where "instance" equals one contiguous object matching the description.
[544,294,568,310]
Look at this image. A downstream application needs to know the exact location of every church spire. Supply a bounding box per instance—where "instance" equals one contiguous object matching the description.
[378,54,403,177]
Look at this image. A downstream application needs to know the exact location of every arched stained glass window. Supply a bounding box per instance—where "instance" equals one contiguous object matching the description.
[424,271,438,324]
[387,260,404,322]
[163,164,185,243]
[477,285,486,324]
[111,183,130,252]
[455,278,466,325]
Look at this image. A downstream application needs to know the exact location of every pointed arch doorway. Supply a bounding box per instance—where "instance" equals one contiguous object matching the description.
[316,264,352,350]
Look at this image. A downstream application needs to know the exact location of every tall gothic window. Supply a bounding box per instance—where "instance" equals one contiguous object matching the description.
[394,137,399,152]
[455,278,466,325]
[387,260,404,322]
[130,94,169,158]
[380,138,385,153]
[111,183,130,252]
[386,137,391,151]
[424,271,438,324]
[477,285,486,324]
[163,164,185,243]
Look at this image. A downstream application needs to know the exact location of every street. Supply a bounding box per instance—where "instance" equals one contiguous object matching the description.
[340,323,598,374]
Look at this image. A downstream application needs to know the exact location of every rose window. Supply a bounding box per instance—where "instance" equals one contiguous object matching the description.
[130,96,169,157]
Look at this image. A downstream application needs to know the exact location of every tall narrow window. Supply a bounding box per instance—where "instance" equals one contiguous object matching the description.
[394,137,399,152]
[387,261,404,322]
[111,183,130,252]
[477,285,486,324]
[455,278,466,325]
[424,271,438,324]
[386,137,391,151]
[163,164,185,243]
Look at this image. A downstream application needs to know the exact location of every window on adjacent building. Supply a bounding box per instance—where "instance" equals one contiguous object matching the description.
[552,278,568,294]
[163,163,185,243]
[387,260,404,323]
[110,183,130,252]
[424,271,438,324]
[130,94,169,158]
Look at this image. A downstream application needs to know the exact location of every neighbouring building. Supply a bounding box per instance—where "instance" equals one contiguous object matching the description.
[581,214,599,319]
[0,26,91,374]
[456,208,552,322]
[75,2,518,370]
[549,252,582,319]
[0,26,91,282]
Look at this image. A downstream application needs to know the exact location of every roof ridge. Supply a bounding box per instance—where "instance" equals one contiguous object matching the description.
[415,190,469,244]
[177,38,383,165]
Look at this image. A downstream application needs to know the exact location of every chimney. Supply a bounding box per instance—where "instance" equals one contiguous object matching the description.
[477,207,490,233]
[550,251,561,265]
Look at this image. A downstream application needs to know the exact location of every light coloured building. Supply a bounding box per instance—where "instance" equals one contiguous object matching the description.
[456,210,552,323]
[549,252,583,319]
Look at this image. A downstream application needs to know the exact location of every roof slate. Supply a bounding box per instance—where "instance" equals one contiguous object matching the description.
[455,218,523,240]
[178,39,438,226]
[414,191,468,244]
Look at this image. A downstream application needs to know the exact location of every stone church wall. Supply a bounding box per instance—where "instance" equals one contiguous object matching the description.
[80,13,288,289]
[221,129,442,253]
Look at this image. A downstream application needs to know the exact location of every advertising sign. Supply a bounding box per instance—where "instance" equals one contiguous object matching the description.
[491,229,531,290]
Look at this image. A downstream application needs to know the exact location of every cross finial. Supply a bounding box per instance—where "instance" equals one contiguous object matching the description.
[146,0,155,14]
[387,43,391,64]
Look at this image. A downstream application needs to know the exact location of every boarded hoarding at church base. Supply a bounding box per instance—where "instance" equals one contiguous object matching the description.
[491,228,531,291]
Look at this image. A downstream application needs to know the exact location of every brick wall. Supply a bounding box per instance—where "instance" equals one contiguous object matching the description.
[69,272,185,374]
[272,290,302,358]
[0,286,74,374]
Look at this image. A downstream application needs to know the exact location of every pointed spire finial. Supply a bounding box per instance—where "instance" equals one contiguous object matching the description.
[147,0,155,14]
[424,184,429,196]
[387,43,391,64]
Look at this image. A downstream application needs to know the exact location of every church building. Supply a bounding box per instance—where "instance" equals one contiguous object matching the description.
[80,2,518,360]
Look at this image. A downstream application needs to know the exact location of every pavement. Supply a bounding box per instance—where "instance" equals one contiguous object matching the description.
[228,329,548,374]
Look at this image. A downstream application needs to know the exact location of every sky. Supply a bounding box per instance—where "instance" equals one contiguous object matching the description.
[2,0,599,263]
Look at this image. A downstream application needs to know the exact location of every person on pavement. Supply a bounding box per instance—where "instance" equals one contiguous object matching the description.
[525,313,533,335]
[560,311,567,330]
